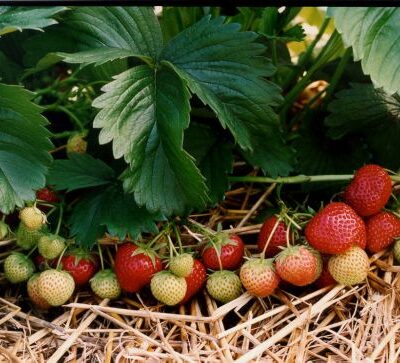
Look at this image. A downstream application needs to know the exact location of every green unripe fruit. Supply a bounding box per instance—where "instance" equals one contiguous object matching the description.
[0,221,9,239]
[38,234,66,259]
[4,252,35,283]
[169,253,194,277]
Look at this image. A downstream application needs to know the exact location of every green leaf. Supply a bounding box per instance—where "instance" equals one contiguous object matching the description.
[0,6,66,35]
[329,7,400,95]
[56,7,163,66]
[325,83,400,139]
[0,84,53,213]
[69,184,163,249]
[162,16,293,176]
[47,153,115,192]
[293,116,369,175]
[184,123,233,205]
[0,50,22,83]
[160,7,211,43]
[93,65,208,216]
[325,83,400,170]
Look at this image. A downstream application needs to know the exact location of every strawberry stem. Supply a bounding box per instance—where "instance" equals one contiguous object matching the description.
[55,204,64,235]
[26,245,37,258]
[167,235,179,257]
[229,174,400,184]
[261,216,282,259]
[55,245,68,270]
[172,223,183,254]
[97,242,105,271]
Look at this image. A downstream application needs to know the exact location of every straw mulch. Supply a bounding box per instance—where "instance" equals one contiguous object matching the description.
[1,181,400,362]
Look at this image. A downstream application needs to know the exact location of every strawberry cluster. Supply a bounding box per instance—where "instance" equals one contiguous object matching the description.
[3,164,400,310]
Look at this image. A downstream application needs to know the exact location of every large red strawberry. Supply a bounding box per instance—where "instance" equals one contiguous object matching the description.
[60,249,99,286]
[115,242,162,293]
[305,202,366,254]
[257,216,288,257]
[201,233,244,271]
[366,211,400,253]
[344,164,392,217]
[180,259,206,304]
[275,246,318,286]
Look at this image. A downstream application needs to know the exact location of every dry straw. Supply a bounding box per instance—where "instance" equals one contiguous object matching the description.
[1,182,400,362]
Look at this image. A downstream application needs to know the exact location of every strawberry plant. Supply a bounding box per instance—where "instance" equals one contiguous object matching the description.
[1,6,400,250]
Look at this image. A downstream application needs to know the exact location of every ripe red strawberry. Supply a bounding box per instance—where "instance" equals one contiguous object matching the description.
[344,164,392,217]
[36,187,59,203]
[240,258,280,298]
[180,259,206,304]
[115,242,162,293]
[257,216,288,257]
[305,202,366,254]
[366,211,400,253]
[60,249,99,286]
[275,246,318,286]
[202,233,244,270]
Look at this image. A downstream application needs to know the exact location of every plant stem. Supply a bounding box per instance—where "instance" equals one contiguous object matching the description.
[229,174,400,184]
[97,243,105,271]
[323,47,352,106]
[52,131,76,139]
[282,16,331,90]
[55,204,63,235]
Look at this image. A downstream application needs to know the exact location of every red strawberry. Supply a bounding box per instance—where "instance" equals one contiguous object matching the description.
[202,233,244,270]
[36,187,59,203]
[305,202,366,254]
[344,164,392,217]
[60,249,99,286]
[366,211,400,253]
[115,242,162,293]
[275,245,318,286]
[257,216,288,257]
[180,259,206,304]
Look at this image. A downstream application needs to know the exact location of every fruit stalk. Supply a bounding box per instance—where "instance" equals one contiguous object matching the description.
[229,174,400,184]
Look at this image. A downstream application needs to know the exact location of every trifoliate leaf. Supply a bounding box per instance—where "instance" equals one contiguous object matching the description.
[325,83,400,170]
[56,7,163,66]
[329,7,400,95]
[69,184,163,249]
[93,65,209,216]
[184,123,233,205]
[47,153,115,192]
[162,16,293,177]
[0,84,52,213]
[0,6,66,35]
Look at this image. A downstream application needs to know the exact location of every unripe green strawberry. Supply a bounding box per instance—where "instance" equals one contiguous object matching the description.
[151,271,187,306]
[90,269,121,300]
[67,133,87,154]
[27,273,51,310]
[206,270,242,304]
[38,269,75,306]
[19,206,47,230]
[169,253,194,277]
[393,240,400,263]
[0,221,9,239]
[4,252,35,283]
[16,223,46,250]
[38,234,66,259]
[328,247,369,286]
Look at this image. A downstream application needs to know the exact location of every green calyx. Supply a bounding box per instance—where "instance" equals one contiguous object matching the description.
[243,258,275,271]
